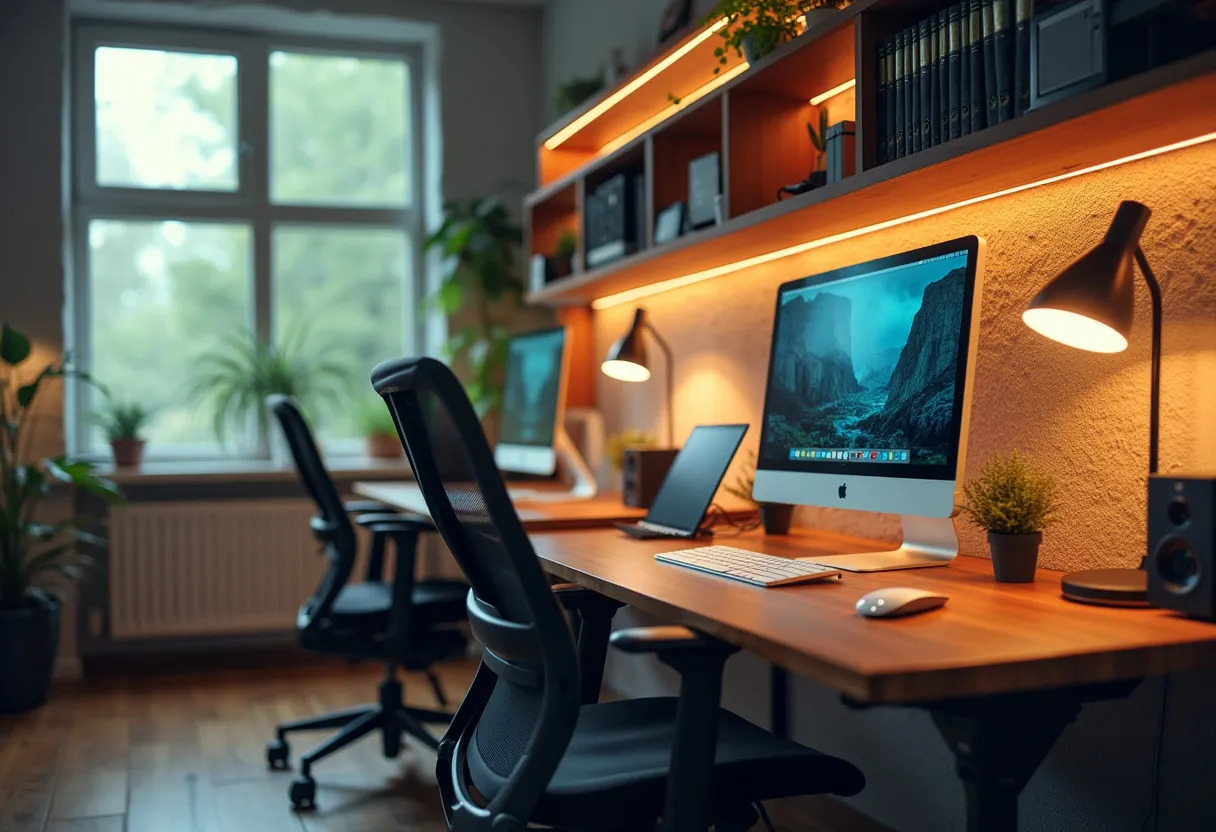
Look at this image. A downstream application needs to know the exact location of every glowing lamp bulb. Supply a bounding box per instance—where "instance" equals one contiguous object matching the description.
[601,359,651,382]
[1022,308,1129,353]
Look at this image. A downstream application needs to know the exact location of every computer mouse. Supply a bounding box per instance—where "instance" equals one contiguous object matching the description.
[856,587,948,618]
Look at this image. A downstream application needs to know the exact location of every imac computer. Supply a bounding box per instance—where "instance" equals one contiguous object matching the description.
[753,236,985,571]
[495,326,596,499]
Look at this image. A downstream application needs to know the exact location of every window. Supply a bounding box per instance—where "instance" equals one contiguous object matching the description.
[71,25,425,458]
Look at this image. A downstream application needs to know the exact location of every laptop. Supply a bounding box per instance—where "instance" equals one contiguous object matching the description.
[615,424,749,540]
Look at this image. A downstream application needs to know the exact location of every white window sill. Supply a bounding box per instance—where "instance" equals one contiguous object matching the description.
[96,455,413,486]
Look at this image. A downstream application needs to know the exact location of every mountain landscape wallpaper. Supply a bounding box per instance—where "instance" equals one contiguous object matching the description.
[761,253,969,467]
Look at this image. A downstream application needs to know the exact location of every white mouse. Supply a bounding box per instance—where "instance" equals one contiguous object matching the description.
[856,587,948,618]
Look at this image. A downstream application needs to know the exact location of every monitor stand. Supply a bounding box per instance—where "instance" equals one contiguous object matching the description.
[507,429,597,502]
[797,515,958,572]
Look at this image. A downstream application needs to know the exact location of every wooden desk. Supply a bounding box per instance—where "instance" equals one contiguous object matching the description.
[529,527,1216,831]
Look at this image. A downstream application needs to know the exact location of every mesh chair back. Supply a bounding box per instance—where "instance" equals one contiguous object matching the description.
[371,357,579,823]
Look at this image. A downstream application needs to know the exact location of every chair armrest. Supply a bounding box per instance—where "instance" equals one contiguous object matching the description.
[356,512,433,532]
[609,625,727,655]
[344,499,392,514]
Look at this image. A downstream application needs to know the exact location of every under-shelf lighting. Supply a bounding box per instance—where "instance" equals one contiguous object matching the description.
[810,78,856,106]
[544,18,730,152]
[589,131,1216,310]
[598,62,750,156]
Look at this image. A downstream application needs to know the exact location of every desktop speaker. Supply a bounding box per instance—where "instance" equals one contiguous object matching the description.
[622,448,679,509]
[1146,474,1216,620]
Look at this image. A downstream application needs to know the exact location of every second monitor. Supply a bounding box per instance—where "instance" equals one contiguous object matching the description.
[753,236,985,571]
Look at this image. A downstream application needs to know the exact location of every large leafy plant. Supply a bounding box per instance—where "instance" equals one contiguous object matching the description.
[708,0,843,72]
[187,325,349,446]
[424,196,524,416]
[1,323,123,611]
[962,450,1059,535]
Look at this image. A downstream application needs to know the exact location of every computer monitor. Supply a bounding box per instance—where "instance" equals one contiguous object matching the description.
[495,327,568,476]
[753,236,985,571]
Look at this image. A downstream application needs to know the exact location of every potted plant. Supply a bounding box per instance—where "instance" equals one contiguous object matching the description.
[1,323,123,713]
[725,449,793,535]
[961,450,1059,583]
[553,229,579,279]
[424,196,526,418]
[188,325,348,463]
[806,108,829,189]
[355,398,402,460]
[95,400,151,468]
[709,0,846,72]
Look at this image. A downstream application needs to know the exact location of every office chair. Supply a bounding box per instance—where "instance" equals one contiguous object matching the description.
[264,395,470,811]
[370,358,865,832]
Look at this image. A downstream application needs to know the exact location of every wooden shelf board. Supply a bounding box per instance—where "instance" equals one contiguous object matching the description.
[527,55,1216,308]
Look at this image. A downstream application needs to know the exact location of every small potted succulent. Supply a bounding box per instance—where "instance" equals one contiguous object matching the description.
[553,230,579,279]
[355,398,402,460]
[961,450,1059,583]
[95,400,151,468]
[725,449,793,535]
[709,0,847,72]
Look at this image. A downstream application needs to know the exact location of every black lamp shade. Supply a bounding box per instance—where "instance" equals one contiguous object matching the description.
[1022,201,1151,353]
[602,308,651,382]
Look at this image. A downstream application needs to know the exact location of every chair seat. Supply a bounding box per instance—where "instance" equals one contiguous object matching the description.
[468,697,864,828]
[330,579,468,629]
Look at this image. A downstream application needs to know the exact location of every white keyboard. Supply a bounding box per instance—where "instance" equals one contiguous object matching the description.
[655,546,843,587]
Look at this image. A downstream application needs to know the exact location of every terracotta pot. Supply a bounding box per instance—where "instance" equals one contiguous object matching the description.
[760,503,794,535]
[365,434,402,460]
[0,593,60,713]
[110,438,145,468]
[988,531,1043,583]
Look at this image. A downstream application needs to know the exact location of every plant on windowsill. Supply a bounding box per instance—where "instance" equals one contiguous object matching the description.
[424,196,526,418]
[961,450,1059,583]
[354,397,402,461]
[0,322,123,713]
[94,399,152,469]
[725,449,792,535]
[708,0,846,72]
[187,325,349,463]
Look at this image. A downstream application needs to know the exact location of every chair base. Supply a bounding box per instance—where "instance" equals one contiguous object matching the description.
[267,665,453,811]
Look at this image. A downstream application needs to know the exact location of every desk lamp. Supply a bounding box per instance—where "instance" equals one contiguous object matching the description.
[601,308,675,448]
[1022,200,1159,606]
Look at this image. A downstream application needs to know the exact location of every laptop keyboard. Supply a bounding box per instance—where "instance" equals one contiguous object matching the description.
[655,546,843,587]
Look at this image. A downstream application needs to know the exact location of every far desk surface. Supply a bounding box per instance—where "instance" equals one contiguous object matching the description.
[352,481,649,531]
[529,528,1216,705]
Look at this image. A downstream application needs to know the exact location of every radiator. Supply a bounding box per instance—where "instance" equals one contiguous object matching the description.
[108,500,324,640]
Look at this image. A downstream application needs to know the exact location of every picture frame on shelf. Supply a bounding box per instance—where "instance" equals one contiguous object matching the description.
[655,203,686,244]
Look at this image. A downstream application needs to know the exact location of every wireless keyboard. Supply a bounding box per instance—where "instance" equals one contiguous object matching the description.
[655,546,843,587]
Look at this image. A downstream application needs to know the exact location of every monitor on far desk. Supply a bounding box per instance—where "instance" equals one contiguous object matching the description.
[753,236,986,571]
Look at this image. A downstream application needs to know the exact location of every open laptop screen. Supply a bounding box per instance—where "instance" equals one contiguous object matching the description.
[645,424,748,533]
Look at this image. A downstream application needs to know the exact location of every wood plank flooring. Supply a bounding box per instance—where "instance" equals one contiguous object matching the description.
[0,658,888,831]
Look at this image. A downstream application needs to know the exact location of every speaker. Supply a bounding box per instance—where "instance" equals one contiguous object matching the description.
[1147,474,1216,620]
[622,448,679,509]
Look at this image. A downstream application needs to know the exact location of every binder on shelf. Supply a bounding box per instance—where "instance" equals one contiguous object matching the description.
[1014,0,1032,117]
[961,3,973,136]
[983,0,998,128]
[937,11,950,144]
[911,25,922,154]
[948,4,962,141]
[893,32,905,158]
[994,0,1014,122]
[969,0,986,132]
[903,27,914,157]
[877,41,887,165]
[918,19,933,150]
[826,121,855,184]
[930,12,942,148]
[885,38,897,162]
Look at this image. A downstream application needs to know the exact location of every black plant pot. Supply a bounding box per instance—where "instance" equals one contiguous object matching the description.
[0,593,61,713]
[760,503,794,535]
[807,171,828,189]
[988,532,1043,583]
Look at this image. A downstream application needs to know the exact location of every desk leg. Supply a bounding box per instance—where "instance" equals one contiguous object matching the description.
[771,665,789,738]
[927,681,1139,832]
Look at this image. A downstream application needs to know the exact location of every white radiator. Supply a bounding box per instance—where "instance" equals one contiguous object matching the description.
[108,500,324,640]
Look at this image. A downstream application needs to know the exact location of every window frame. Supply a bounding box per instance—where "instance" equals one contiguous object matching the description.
[69,21,428,460]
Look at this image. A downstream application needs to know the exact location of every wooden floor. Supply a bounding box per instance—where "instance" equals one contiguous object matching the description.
[0,658,888,832]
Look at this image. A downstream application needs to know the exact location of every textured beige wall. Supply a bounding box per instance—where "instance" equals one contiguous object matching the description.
[594,139,1216,574]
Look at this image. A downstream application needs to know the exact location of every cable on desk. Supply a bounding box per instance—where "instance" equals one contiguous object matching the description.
[700,502,762,536]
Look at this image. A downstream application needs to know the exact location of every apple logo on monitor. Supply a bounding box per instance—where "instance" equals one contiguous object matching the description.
[838,483,847,499]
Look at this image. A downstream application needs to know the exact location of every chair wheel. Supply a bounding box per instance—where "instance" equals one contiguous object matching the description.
[289,776,316,811]
[266,739,290,770]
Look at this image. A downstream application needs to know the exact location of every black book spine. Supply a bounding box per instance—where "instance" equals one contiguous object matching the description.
[911,25,922,154]
[983,0,998,128]
[885,39,897,162]
[937,12,949,144]
[959,3,971,137]
[948,4,962,141]
[893,33,905,158]
[1014,0,1032,116]
[969,0,985,132]
[877,42,887,165]
[902,28,914,157]
[994,0,1014,122]
[918,19,933,150]
[929,13,941,148]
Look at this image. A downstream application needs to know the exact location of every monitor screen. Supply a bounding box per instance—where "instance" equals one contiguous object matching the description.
[498,327,565,449]
[757,238,979,481]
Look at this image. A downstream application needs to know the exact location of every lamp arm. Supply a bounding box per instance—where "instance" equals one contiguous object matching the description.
[1135,246,1162,475]
[644,322,676,448]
